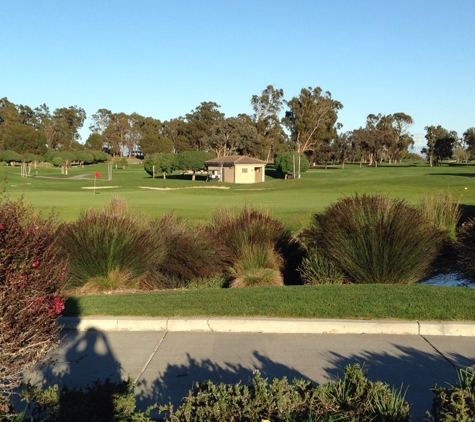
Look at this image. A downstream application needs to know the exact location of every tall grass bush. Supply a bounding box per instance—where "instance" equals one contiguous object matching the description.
[297,246,345,285]
[207,205,298,286]
[301,194,444,284]
[417,190,462,241]
[56,197,164,292]
[455,219,475,283]
[148,214,232,289]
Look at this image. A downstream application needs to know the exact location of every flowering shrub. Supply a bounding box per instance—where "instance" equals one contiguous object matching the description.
[0,195,66,415]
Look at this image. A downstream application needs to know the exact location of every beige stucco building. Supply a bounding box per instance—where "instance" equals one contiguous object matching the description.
[205,156,266,184]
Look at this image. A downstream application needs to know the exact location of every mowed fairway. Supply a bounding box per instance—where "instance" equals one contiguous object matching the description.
[2,161,475,231]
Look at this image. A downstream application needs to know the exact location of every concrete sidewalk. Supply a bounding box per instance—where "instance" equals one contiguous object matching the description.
[24,317,475,421]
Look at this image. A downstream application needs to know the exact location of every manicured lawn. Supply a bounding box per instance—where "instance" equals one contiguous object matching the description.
[64,285,475,321]
[2,161,475,231]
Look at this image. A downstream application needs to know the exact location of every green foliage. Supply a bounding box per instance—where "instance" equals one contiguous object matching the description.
[302,194,444,284]
[275,151,310,175]
[176,150,215,177]
[0,150,23,163]
[298,246,345,285]
[74,150,95,164]
[163,364,409,422]
[56,197,163,292]
[20,378,154,422]
[431,366,475,421]
[0,196,65,405]
[143,153,177,178]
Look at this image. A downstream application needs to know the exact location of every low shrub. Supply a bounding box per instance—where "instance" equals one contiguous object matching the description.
[0,196,66,415]
[431,366,475,421]
[162,363,410,422]
[301,194,444,284]
[20,378,154,422]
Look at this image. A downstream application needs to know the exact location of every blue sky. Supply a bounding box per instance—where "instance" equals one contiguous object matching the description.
[1,0,474,152]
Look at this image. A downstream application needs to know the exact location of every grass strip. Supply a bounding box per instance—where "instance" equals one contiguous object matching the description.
[64,285,475,321]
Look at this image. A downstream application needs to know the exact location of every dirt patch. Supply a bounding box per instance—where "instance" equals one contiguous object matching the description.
[139,186,229,191]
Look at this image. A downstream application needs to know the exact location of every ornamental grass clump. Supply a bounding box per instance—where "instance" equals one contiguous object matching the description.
[56,196,164,292]
[148,213,232,289]
[301,194,444,284]
[207,205,296,287]
[417,190,461,242]
[455,219,475,283]
[0,196,66,416]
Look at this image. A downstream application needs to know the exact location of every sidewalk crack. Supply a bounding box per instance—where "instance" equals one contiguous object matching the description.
[134,332,168,383]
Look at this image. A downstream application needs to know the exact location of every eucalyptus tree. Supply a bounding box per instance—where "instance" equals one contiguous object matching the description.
[283,86,342,155]
[207,115,257,157]
[423,125,457,166]
[251,85,287,161]
[162,117,188,152]
[463,127,475,156]
[185,101,224,151]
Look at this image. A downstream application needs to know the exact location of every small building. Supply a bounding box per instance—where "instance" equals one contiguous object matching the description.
[205,156,266,184]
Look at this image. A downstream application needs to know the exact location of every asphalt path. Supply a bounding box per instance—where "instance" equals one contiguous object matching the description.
[27,325,475,421]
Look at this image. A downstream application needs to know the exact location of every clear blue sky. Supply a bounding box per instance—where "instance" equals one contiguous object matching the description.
[1,0,474,152]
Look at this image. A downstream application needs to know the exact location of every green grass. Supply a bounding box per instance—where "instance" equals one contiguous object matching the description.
[64,285,475,321]
[2,161,475,231]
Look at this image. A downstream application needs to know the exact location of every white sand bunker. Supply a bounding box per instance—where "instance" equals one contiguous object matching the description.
[139,186,229,191]
[81,186,121,190]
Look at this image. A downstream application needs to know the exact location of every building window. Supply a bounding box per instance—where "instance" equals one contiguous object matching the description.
[242,168,248,173]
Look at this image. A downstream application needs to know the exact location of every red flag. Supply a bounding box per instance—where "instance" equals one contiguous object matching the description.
[95,172,102,178]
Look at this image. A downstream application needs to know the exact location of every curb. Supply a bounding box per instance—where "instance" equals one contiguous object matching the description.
[60,317,475,337]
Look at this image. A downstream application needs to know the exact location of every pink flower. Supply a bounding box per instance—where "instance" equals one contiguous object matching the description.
[0,224,4,230]
[31,260,39,268]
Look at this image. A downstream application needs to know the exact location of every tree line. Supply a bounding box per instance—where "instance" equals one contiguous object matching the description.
[1,87,474,166]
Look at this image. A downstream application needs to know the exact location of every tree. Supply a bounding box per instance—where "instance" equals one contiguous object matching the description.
[144,153,177,179]
[274,152,309,177]
[84,133,104,150]
[176,150,215,180]
[283,86,342,154]
[162,118,188,152]
[463,127,475,156]
[3,123,47,155]
[423,125,457,166]
[49,106,86,150]
[251,85,287,160]
[207,116,257,157]
[185,102,224,151]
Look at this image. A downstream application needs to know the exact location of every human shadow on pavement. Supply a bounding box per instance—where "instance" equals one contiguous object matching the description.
[136,350,310,412]
[30,327,123,419]
[323,343,475,421]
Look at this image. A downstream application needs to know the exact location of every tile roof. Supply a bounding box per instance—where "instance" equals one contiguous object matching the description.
[205,156,267,165]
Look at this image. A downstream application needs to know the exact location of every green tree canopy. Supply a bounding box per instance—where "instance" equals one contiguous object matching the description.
[176,150,215,180]
[144,153,177,179]
[274,152,309,177]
